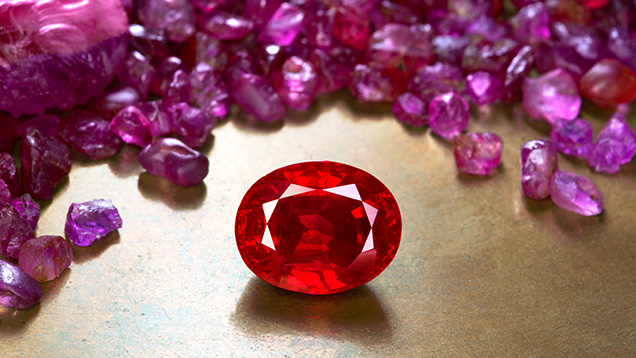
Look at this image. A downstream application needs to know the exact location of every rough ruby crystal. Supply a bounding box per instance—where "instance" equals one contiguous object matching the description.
[129,24,171,59]
[21,131,71,200]
[137,101,173,137]
[408,63,464,106]
[16,115,60,138]
[19,235,72,283]
[110,106,153,148]
[587,113,636,174]
[522,69,581,125]
[461,38,519,76]
[349,64,404,103]
[466,71,504,106]
[520,140,558,200]
[0,153,20,197]
[168,103,216,149]
[58,110,123,160]
[87,86,142,119]
[0,180,10,206]
[0,115,19,153]
[367,23,435,75]
[392,93,427,128]
[138,0,196,42]
[0,204,35,260]
[550,118,593,158]
[509,3,551,45]
[189,63,231,118]
[504,45,534,102]
[579,59,636,107]
[429,92,470,140]
[119,51,156,100]
[139,138,209,187]
[272,56,318,111]
[310,46,361,95]
[65,199,123,247]
[233,73,286,122]
[10,194,40,231]
[152,57,185,96]
[454,132,503,176]
[550,170,603,216]
[0,259,43,309]
[333,6,370,51]
[199,11,254,40]
[163,70,191,107]
[258,3,305,46]
[235,161,402,295]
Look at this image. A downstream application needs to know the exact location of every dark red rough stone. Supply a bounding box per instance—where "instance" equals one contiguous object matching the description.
[58,110,123,160]
[0,204,35,260]
[21,131,71,200]
[0,153,21,197]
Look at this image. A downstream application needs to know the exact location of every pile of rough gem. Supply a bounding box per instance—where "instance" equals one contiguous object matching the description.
[1,0,636,307]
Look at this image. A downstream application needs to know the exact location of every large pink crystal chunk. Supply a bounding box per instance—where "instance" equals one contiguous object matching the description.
[139,138,210,187]
[21,131,71,200]
[0,204,35,260]
[233,74,286,122]
[273,56,319,110]
[10,194,40,231]
[138,0,196,42]
[110,106,153,148]
[368,23,435,75]
[454,132,503,176]
[65,199,123,247]
[58,110,123,160]
[520,140,558,200]
[429,92,470,140]
[550,170,603,216]
[0,259,43,309]
[258,3,305,46]
[199,11,254,40]
[392,93,427,128]
[550,118,593,158]
[19,236,72,283]
[522,69,581,125]
[587,113,636,174]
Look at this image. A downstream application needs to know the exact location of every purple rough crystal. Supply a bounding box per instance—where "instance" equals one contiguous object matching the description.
[152,57,185,96]
[370,0,419,29]
[0,204,35,260]
[193,32,229,71]
[503,45,534,102]
[348,64,403,103]
[392,93,427,128]
[368,23,435,75]
[310,46,361,95]
[258,3,305,46]
[522,69,581,125]
[225,51,256,88]
[0,153,21,197]
[109,106,153,148]
[607,28,636,72]
[87,86,142,120]
[139,138,210,187]
[409,63,464,106]
[465,14,510,41]
[431,35,471,67]
[429,92,470,140]
[21,131,71,200]
[163,70,191,107]
[587,113,636,174]
[16,115,60,138]
[0,180,11,206]
[550,118,593,158]
[129,24,171,59]
[454,132,503,176]
[199,11,254,40]
[0,259,43,309]
[461,38,519,76]
[58,110,124,160]
[191,0,229,13]
[9,194,40,231]
[169,103,216,148]
[509,2,551,45]
[243,0,283,29]
[65,199,123,247]
[137,101,173,137]
[138,0,196,42]
[520,140,558,200]
[189,63,232,118]
[233,73,286,122]
[0,0,129,116]
[19,235,72,283]
[272,56,319,110]
[550,170,603,216]
[119,51,156,100]
[466,71,504,106]
[304,2,335,48]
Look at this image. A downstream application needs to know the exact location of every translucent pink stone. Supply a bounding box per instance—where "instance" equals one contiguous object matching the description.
[191,0,228,13]
[0,153,20,197]
[21,131,71,200]
[109,106,153,147]
[509,3,551,45]
[0,180,11,206]
[258,3,305,46]
[0,259,43,309]
[129,24,171,59]
[138,0,196,42]
[520,140,558,200]
[333,5,371,51]
[58,110,123,160]
[607,28,636,72]
[19,235,72,283]
[368,23,435,75]
[139,138,210,187]
[454,132,503,175]
[119,51,156,100]
[87,86,142,120]
[392,93,427,128]
[163,70,191,107]
[465,14,509,41]
[272,57,318,110]
[152,57,185,96]
[65,199,123,247]
[189,63,232,119]
[304,3,335,48]
[0,115,19,153]
[243,0,283,29]
[522,69,581,125]
[310,46,361,95]
[466,71,504,106]
[225,51,257,88]
[137,101,173,137]
[9,194,40,231]
[428,92,470,140]
[550,170,603,216]
[462,38,519,76]
[0,204,35,260]
[16,115,60,138]
[587,113,636,174]
[233,73,286,122]
[550,118,593,158]
[409,63,464,106]
[504,45,534,102]
[168,103,216,148]
[370,0,419,29]
[432,35,471,66]
[349,64,404,103]
[193,32,229,71]
[199,11,254,40]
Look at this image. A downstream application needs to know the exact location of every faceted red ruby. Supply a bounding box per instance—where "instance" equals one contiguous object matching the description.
[235,161,402,295]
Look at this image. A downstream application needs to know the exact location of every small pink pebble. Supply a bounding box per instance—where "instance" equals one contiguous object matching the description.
[139,138,210,187]
[550,170,603,216]
[19,235,73,283]
[454,132,503,176]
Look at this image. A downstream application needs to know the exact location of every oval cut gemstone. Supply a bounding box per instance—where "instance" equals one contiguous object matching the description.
[235,161,402,295]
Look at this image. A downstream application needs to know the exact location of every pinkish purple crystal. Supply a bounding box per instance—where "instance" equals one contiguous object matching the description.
[392,92,427,128]
[189,63,232,118]
[0,204,35,260]
[243,0,283,29]
[509,3,551,45]
[520,140,558,200]
[119,51,156,100]
[304,2,335,48]
[65,199,123,247]
[169,103,216,148]
[138,0,196,42]
[550,170,603,216]
[368,23,435,75]
[550,118,593,158]
[0,259,43,309]
[137,101,173,137]
[225,51,257,88]
[129,24,171,59]
[163,70,191,107]
[0,0,129,116]
[370,0,419,29]
[465,14,509,41]
[408,63,464,106]
[110,106,153,148]
[310,46,361,95]
[462,38,519,76]
[87,86,142,120]
[19,235,72,283]
[139,138,209,187]
[333,5,371,51]
[191,32,229,71]
[199,11,254,40]
[348,64,403,103]
[429,92,470,140]
[466,71,504,106]
[454,132,503,176]
[522,69,581,125]
[504,45,534,102]
[0,153,21,197]
[0,180,11,206]
[431,35,471,67]
[607,28,636,72]
[21,131,71,200]
[587,113,636,174]
[152,57,185,96]
[233,73,286,122]
[272,56,319,110]
[10,194,40,231]
[16,115,60,138]
[258,3,305,46]
[58,110,124,160]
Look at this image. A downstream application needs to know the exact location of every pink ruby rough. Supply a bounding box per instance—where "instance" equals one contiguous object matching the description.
[138,0,196,42]
[10,194,40,231]
[65,199,123,247]
[367,23,435,75]
[0,259,43,309]
[587,113,636,174]
[392,93,427,128]
[272,56,319,110]
[454,132,503,176]
[429,92,470,140]
[58,110,123,160]
[110,106,153,148]
[0,204,35,260]
[233,73,286,122]
[522,69,581,125]
[19,236,73,283]
[21,131,71,200]
[550,118,593,158]
[520,140,558,200]
[258,3,305,46]
[466,71,504,106]
[550,170,603,216]
[139,138,210,187]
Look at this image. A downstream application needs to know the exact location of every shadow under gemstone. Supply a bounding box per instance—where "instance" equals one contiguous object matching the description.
[230,278,394,346]
[71,231,121,264]
[137,172,207,210]
[107,144,143,178]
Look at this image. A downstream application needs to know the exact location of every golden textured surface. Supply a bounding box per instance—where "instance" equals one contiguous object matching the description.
[1,95,635,357]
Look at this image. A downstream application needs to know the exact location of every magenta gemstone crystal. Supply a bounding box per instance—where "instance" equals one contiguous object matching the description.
[509,3,551,45]
[16,115,60,138]
[258,3,305,46]
[550,118,593,158]
[233,73,286,122]
[58,110,123,160]
[367,23,435,75]
[137,0,196,42]
[110,106,153,148]
[19,235,73,283]
[273,56,319,111]
[119,51,156,100]
[392,92,427,128]
[0,179,11,206]
[520,140,558,200]
[587,113,636,174]
[333,5,370,51]
[0,259,43,309]
[522,69,581,125]
[0,153,20,197]
[65,199,123,247]
[139,138,210,187]
[87,86,142,119]
[466,71,504,106]
[21,131,71,200]
[454,132,503,176]
[550,170,603,216]
[199,11,254,41]
[9,194,40,231]
[169,103,216,149]
[429,92,470,140]
[0,204,35,260]
[137,101,173,138]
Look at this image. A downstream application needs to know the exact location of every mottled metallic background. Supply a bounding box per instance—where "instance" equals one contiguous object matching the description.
[1,95,635,357]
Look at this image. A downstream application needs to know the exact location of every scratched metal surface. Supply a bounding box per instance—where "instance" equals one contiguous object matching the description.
[1,94,635,357]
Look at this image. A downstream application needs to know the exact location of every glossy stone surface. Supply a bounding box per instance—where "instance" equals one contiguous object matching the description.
[65,199,123,247]
[310,46,360,95]
[461,38,519,76]
[429,92,470,140]
[272,57,318,110]
[258,3,305,46]
[9,194,40,231]
[19,235,72,283]
[163,70,191,107]
[235,161,402,295]
[233,74,286,122]
[169,103,216,149]
[21,131,71,200]
[504,45,534,102]
[367,23,435,75]
[550,118,593,158]
[87,86,141,120]
[466,71,504,106]
[152,57,185,96]
[16,115,60,138]
[109,106,153,148]
[139,138,210,187]
[138,0,196,42]
[243,0,283,29]
[199,11,254,40]
[0,153,20,197]
[509,3,551,45]
[349,64,404,103]
[333,5,370,51]
[189,63,231,118]
[0,204,35,260]
[137,101,173,138]
[520,140,558,200]
[579,59,636,108]
[119,51,156,99]
[454,132,503,176]
[58,110,123,160]
[587,113,636,174]
[128,24,171,59]
[392,93,427,128]
[522,69,581,124]
[550,170,603,216]
[408,63,464,107]
[0,259,43,309]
